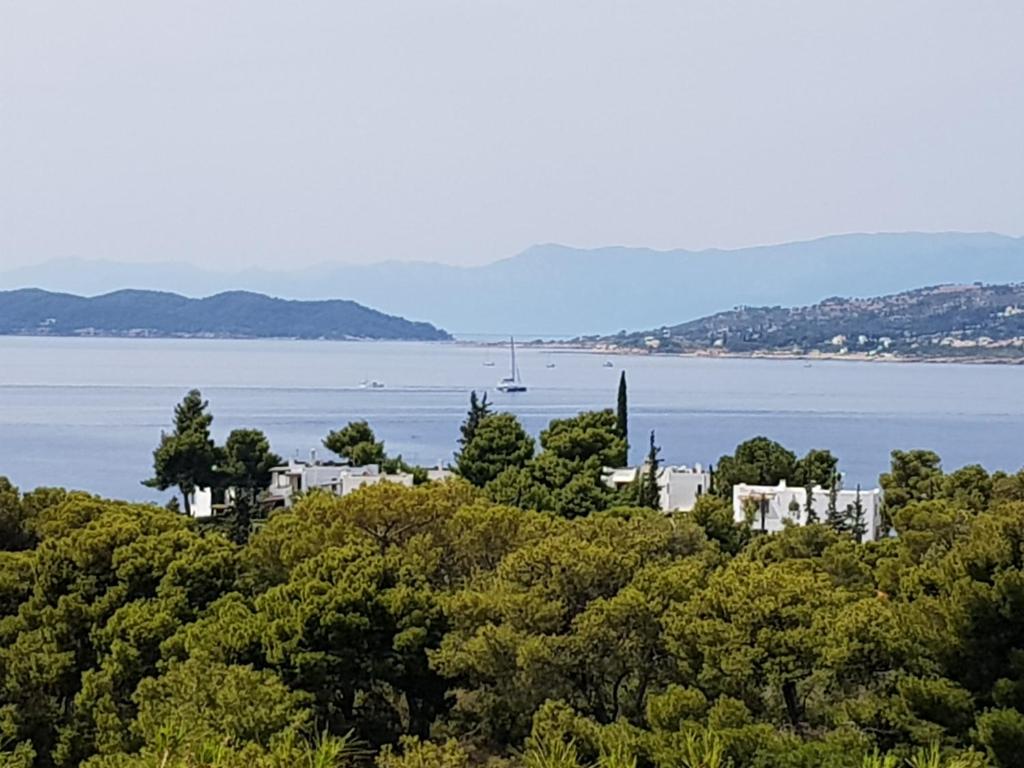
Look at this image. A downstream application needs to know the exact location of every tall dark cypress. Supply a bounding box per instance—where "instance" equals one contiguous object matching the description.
[849,485,867,542]
[825,470,846,532]
[635,430,661,510]
[616,371,629,465]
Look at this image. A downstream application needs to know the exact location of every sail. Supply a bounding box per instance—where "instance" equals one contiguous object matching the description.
[497,335,527,392]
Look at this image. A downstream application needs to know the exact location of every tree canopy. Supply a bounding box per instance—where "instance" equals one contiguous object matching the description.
[7,433,1024,767]
[144,389,220,515]
[12,387,1024,768]
[323,420,387,466]
[455,412,535,487]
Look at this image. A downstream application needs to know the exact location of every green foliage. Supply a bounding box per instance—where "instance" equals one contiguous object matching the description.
[881,450,944,513]
[540,410,626,468]
[0,477,33,552]
[132,660,312,748]
[221,429,281,506]
[482,410,624,518]
[523,736,584,768]
[12,421,1024,768]
[974,708,1024,767]
[457,391,492,453]
[676,729,727,768]
[715,437,798,497]
[144,390,220,515]
[903,743,989,768]
[634,431,661,510]
[990,470,1024,504]
[455,412,535,487]
[77,728,363,768]
[616,372,629,465]
[794,449,839,489]
[687,495,749,555]
[940,466,993,514]
[323,421,386,466]
[377,738,470,768]
[826,471,847,533]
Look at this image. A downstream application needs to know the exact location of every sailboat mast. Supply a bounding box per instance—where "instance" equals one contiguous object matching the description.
[510,336,516,380]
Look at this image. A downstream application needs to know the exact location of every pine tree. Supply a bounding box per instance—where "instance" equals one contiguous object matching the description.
[616,371,629,465]
[173,389,213,435]
[458,391,492,450]
[144,389,220,516]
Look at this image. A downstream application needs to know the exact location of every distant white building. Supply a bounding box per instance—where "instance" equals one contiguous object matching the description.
[603,464,712,512]
[189,458,455,518]
[336,464,414,497]
[732,480,884,541]
[189,486,234,518]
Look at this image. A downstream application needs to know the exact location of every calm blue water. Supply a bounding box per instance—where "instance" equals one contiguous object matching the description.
[1,336,1023,502]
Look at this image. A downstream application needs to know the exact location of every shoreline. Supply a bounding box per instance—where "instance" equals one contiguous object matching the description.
[505,340,1024,366]
[4,332,1024,366]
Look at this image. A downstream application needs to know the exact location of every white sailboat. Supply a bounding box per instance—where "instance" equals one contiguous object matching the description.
[496,336,527,392]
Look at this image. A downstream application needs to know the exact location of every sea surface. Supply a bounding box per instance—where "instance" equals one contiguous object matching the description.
[2,336,1023,502]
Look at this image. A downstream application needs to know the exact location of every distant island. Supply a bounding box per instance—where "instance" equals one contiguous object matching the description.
[4,232,1024,336]
[0,288,451,341]
[582,283,1024,362]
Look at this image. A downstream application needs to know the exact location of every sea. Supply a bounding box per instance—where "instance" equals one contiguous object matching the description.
[2,335,1023,503]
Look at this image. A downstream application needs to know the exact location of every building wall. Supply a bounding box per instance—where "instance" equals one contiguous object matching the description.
[189,487,235,519]
[602,465,711,513]
[341,473,415,495]
[190,487,214,518]
[660,470,712,512]
[733,482,884,540]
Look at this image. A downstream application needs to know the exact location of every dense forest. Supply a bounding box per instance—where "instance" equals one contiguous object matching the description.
[3,390,1024,767]
[0,289,451,341]
[592,283,1024,360]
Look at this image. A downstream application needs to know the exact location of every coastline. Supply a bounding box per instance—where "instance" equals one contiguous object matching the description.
[509,340,1024,366]
[5,331,1024,366]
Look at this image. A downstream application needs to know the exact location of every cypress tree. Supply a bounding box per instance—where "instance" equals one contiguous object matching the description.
[804,481,818,523]
[849,484,867,542]
[635,430,661,510]
[825,471,846,532]
[616,371,629,463]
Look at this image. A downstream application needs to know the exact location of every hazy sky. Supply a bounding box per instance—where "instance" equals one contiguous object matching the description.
[1,1,1022,270]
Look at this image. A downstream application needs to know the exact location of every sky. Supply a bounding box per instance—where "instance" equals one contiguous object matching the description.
[1,0,1022,270]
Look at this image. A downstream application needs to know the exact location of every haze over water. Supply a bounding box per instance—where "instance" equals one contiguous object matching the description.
[2,336,1023,501]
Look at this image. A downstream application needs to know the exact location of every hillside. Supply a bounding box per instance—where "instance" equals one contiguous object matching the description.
[0,289,451,341]
[4,232,1024,336]
[590,283,1024,360]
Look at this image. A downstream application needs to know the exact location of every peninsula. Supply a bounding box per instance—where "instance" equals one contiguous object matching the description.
[583,283,1024,362]
[0,288,451,341]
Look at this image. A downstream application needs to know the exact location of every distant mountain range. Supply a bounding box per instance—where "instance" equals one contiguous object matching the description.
[0,289,451,341]
[3,232,1024,336]
[592,283,1024,361]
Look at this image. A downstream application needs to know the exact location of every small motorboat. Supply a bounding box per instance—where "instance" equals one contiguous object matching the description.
[602,360,614,368]
[359,379,385,389]
[483,361,496,367]
[546,362,556,369]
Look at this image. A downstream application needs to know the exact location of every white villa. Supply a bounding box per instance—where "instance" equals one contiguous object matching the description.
[603,464,712,512]
[190,457,454,518]
[732,480,884,541]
